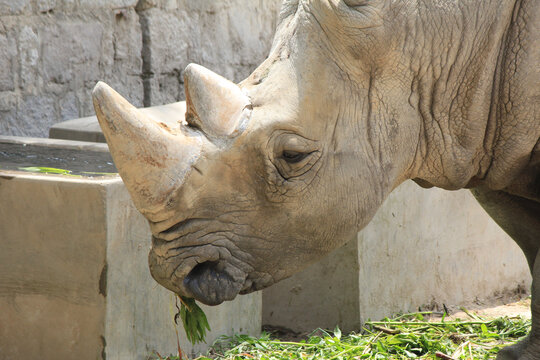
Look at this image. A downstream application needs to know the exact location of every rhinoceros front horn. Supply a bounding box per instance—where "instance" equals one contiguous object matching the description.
[92,82,201,217]
[184,63,251,138]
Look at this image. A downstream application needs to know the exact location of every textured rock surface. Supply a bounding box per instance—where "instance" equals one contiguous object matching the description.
[0,0,281,137]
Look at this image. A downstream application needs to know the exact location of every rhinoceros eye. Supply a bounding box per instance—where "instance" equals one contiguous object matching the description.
[281,150,309,164]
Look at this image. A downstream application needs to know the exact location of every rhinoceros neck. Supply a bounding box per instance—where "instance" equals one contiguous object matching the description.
[408,0,535,191]
[481,0,540,192]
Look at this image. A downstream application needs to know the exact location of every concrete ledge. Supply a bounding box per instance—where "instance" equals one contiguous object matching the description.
[49,101,187,143]
[0,137,261,360]
[49,116,107,143]
[0,134,110,152]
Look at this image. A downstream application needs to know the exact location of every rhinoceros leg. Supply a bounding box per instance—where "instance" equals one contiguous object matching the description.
[471,188,540,360]
[495,244,540,360]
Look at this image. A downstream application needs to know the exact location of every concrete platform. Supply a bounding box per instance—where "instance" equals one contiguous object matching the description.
[49,102,187,142]
[49,115,107,143]
[0,136,261,360]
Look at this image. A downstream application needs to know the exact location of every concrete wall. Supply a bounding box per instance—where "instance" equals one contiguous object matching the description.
[357,181,530,321]
[0,138,262,360]
[263,181,531,332]
[263,236,361,333]
[0,0,281,137]
[0,174,108,360]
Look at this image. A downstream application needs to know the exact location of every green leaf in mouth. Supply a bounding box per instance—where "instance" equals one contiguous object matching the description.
[175,295,211,344]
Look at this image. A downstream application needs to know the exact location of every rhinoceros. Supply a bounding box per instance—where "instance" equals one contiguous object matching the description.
[92,0,540,358]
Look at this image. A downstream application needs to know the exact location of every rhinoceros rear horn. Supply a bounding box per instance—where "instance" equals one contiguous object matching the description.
[92,81,201,218]
[184,64,251,138]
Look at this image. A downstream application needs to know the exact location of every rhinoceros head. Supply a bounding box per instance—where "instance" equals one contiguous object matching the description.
[93,0,420,305]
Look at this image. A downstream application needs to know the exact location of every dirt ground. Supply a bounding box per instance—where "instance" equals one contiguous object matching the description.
[424,286,531,321]
[438,297,531,321]
[263,291,532,341]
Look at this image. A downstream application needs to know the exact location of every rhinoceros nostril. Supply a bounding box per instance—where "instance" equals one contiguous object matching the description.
[183,261,244,306]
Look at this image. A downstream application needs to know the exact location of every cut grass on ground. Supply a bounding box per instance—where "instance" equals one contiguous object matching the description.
[156,312,531,360]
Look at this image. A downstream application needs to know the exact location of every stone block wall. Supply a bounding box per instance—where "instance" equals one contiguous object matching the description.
[0,0,281,137]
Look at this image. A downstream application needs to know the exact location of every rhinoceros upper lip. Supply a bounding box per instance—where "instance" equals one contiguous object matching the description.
[183,260,246,305]
[150,218,257,304]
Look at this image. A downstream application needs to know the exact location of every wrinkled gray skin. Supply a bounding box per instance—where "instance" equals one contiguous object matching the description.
[95,0,540,358]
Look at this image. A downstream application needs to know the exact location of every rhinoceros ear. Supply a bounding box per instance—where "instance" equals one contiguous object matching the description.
[184,64,252,139]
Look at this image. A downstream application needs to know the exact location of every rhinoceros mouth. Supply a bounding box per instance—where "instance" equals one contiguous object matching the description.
[150,218,260,305]
[151,246,250,305]
[183,260,246,305]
